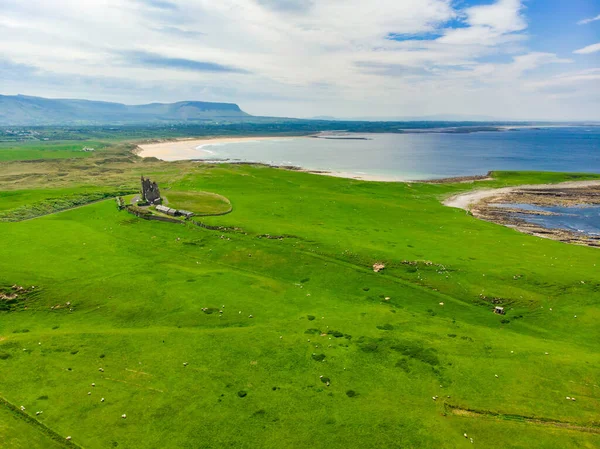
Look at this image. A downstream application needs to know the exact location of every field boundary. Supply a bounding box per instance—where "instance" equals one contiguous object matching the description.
[445,404,600,434]
[0,395,82,447]
[1,190,137,223]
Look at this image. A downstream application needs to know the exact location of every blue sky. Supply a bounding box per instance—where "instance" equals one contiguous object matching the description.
[0,0,599,119]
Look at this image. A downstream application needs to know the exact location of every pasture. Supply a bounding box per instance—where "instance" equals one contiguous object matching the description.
[0,146,598,448]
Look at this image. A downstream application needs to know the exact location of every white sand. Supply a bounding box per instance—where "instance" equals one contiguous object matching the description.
[305,170,407,182]
[137,136,303,161]
[137,136,407,181]
[444,180,600,210]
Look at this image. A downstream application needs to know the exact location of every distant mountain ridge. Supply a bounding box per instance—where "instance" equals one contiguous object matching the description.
[0,94,250,125]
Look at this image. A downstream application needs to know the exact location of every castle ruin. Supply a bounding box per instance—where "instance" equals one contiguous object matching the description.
[141,176,162,205]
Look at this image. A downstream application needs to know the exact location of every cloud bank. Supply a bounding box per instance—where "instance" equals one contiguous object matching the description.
[0,0,598,120]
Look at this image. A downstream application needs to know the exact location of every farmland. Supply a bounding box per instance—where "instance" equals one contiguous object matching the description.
[0,139,598,448]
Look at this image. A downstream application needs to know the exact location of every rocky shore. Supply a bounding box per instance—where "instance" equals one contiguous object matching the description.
[445,181,600,247]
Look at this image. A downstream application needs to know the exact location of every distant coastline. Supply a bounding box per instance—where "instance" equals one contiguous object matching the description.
[136,127,600,182]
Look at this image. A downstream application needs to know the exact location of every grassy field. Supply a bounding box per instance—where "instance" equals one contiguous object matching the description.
[164,190,232,216]
[0,144,598,448]
[0,141,114,162]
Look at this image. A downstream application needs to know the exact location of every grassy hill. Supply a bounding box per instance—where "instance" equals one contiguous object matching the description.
[0,95,249,125]
[0,144,598,448]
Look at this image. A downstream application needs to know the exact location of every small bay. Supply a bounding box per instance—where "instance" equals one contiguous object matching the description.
[198,127,600,180]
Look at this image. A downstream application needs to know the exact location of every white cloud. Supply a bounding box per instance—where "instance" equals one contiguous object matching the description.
[574,42,600,54]
[0,0,597,119]
[464,0,526,32]
[578,14,600,25]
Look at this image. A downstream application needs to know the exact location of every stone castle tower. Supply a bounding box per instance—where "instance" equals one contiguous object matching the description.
[141,176,162,205]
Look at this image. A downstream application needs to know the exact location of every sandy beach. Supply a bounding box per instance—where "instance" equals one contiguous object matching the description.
[137,137,406,181]
[444,180,600,210]
[137,136,305,161]
[304,170,407,182]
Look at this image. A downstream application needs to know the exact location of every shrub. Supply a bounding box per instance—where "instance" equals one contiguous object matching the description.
[305,328,321,334]
[377,324,394,331]
[360,342,378,353]
[391,341,439,366]
[0,352,10,360]
[346,390,358,398]
[237,390,247,398]
[312,353,326,362]
[320,377,331,384]
[395,358,410,373]
[327,330,344,338]
[307,315,316,321]
[447,334,457,338]
[37,395,48,400]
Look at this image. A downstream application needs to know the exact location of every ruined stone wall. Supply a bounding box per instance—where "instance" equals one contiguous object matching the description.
[141,177,161,204]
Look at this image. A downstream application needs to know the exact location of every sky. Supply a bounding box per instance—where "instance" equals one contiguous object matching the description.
[1,0,599,120]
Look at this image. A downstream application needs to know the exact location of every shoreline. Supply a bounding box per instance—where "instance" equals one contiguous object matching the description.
[137,136,308,161]
[444,180,600,247]
[136,141,492,183]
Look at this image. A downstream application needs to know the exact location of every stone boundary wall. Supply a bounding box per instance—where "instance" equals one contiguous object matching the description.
[125,206,183,224]
[0,395,81,448]
[189,220,239,231]
[194,204,234,217]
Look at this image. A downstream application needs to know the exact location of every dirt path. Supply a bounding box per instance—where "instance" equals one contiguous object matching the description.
[444,180,600,210]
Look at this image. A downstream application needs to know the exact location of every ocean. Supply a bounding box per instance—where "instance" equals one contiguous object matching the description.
[197,127,600,180]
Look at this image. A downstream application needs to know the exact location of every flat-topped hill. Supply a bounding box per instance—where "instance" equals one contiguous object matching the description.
[0,95,249,125]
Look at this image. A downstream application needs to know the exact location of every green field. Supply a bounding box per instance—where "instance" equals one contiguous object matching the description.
[0,144,598,448]
[0,141,114,162]
[164,190,232,216]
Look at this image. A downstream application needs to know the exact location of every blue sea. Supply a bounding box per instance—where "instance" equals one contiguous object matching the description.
[495,204,600,237]
[198,127,600,180]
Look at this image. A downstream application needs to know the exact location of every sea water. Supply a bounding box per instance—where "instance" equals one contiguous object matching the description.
[494,203,600,237]
[197,127,600,181]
